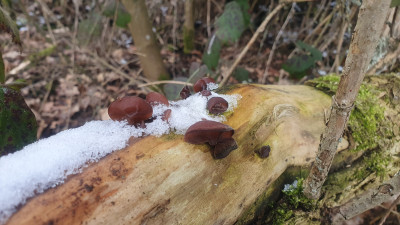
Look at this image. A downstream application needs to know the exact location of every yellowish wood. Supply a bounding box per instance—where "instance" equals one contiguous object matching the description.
[6,84,333,225]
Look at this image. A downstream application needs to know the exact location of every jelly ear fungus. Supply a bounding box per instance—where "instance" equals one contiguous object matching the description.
[184,120,237,159]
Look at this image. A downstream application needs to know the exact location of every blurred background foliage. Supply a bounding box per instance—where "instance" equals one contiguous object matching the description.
[0,0,399,139]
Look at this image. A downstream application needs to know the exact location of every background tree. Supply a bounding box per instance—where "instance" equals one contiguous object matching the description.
[122,0,168,81]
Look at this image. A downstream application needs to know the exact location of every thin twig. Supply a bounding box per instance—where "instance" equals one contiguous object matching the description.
[329,21,348,73]
[207,0,211,38]
[38,0,57,45]
[138,80,193,88]
[220,3,286,86]
[378,194,400,225]
[261,3,295,84]
[72,0,80,74]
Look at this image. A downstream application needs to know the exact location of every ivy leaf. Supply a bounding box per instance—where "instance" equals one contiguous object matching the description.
[77,12,103,46]
[391,0,400,7]
[163,77,187,100]
[202,35,222,70]
[103,1,131,28]
[282,41,322,79]
[0,6,21,47]
[295,41,322,62]
[215,1,247,44]
[232,67,249,82]
[234,0,250,26]
[0,86,38,156]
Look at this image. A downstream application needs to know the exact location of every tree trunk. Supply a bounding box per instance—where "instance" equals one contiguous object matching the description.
[122,0,169,81]
[4,75,400,224]
[183,0,195,54]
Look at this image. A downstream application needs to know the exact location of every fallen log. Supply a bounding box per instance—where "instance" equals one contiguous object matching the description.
[5,75,400,224]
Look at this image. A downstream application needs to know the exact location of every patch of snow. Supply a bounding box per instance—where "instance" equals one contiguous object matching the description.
[0,90,241,223]
[283,180,298,192]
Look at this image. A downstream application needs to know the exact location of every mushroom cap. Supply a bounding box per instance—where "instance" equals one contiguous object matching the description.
[146,92,169,106]
[184,120,234,146]
[255,145,271,158]
[180,86,191,99]
[212,138,238,159]
[207,97,228,114]
[193,77,216,92]
[108,96,153,125]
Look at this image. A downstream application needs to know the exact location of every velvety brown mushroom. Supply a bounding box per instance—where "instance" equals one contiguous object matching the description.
[193,77,216,92]
[180,86,191,99]
[207,97,228,114]
[108,96,153,126]
[184,120,237,159]
[146,92,169,106]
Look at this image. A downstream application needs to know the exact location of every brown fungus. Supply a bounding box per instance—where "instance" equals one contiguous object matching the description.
[255,145,271,158]
[207,97,228,115]
[200,90,212,96]
[146,92,169,106]
[193,77,216,92]
[108,96,153,126]
[184,120,237,159]
[162,109,172,122]
[180,86,191,99]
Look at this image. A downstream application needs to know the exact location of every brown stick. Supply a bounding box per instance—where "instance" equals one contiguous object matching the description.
[261,3,295,84]
[219,3,285,86]
[303,0,391,199]
[329,172,400,224]
[378,193,400,225]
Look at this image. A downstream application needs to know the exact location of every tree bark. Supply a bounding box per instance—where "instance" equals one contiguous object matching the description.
[4,76,400,224]
[183,0,195,54]
[303,0,391,199]
[122,0,169,81]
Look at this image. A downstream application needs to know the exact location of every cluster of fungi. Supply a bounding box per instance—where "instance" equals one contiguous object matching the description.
[108,77,238,159]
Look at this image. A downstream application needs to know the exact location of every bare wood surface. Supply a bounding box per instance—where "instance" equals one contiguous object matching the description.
[5,84,332,225]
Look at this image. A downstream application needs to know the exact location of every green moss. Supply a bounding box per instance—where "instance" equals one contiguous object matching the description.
[306,74,388,152]
[215,84,241,94]
[28,45,56,62]
[305,74,340,95]
[236,167,310,225]
[348,84,385,151]
[266,179,316,225]
[354,151,390,180]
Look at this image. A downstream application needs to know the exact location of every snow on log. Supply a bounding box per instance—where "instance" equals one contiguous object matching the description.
[4,84,337,225]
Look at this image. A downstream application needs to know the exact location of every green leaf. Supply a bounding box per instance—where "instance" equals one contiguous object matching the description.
[202,35,222,70]
[77,12,103,46]
[0,6,21,46]
[295,41,322,62]
[163,77,187,100]
[188,64,209,84]
[234,0,250,26]
[215,1,247,44]
[103,1,131,28]
[0,86,38,156]
[282,41,322,79]
[391,0,400,7]
[232,67,249,82]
